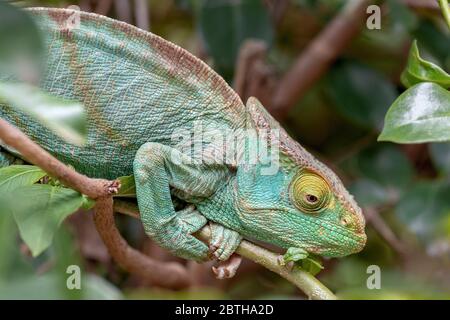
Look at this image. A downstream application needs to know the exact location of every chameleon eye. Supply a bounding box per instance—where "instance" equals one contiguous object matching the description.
[290,170,331,213]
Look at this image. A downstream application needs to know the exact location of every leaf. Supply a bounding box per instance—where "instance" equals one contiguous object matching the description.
[283,247,308,264]
[395,180,450,242]
[0,82,87,146]
[357,145,413,190]
[349,179,389,207]
[0,2,43,81]
[327,62,397,130]
[3,185,84,257]
[386,0,418,32]
[429,143,450,176]
[81,195,96,210]
[115,175,136,197]
[401,41,450,88]
[0,273,122,300]
[198,0,273,79]
[412,20,450,70]
[300,256,324,276]
[0,165,46,193]
[378,82,450,143]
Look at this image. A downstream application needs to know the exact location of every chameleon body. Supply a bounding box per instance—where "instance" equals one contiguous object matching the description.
[0,8,366,265]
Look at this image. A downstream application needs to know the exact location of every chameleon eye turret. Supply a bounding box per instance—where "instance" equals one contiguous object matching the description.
[290,170,332,213]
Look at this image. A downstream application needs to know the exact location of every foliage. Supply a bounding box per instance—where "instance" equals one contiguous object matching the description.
[0,0,450,300]
[0,82,87,146]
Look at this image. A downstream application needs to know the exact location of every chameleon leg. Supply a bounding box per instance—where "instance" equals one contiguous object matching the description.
[133,142,230,261]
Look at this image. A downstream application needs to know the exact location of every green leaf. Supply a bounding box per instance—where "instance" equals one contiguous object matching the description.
[327,62,397,130]
[115,175,136,197]
[0,2,43,81]
[396,180,450,242]
[386,0,418,32]
[429,143,450,176]
[412,20,450,70]
[401,41,450,88]
[357,145,413,190]
[3,185,84,257]
[198,0,273,79]
[0,82,87,146]
[0,165,46,193]
[349,179,389,207]
[0,273,122,300]
[300,256,324,276]
[283,247,308,264]
[81,195,96,210]
[378,82,450,143]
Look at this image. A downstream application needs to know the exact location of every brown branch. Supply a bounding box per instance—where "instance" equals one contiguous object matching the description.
[114,0,132,23]
[94,0,113,16]
[403,0,440,11]
[0,118,192,289]
[134,0,150,31]
[114,200,337,300]
[94,197,191,289]
[270,0,375,120]
[364,206,408,256]
[0,118,111,199]
[0,119,336,296]
[233,39,268,98]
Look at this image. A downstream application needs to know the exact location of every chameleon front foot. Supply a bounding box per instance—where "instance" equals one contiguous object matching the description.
[208,222,243,261]
[106,180,121,194]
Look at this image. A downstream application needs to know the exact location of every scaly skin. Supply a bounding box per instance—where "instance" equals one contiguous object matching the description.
[0,8,366,264]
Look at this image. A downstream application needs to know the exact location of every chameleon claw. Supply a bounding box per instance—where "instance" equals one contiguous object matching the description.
[106,180,121,194]
[277,256,295,271]
[211,254,242,279]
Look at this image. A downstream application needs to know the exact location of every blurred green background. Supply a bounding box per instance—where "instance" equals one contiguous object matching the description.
[0,0,449,299]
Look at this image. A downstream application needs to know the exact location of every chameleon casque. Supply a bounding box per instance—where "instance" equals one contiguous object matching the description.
[0,8,366,276]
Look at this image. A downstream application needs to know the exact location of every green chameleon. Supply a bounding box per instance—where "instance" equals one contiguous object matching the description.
[0,8,366,277]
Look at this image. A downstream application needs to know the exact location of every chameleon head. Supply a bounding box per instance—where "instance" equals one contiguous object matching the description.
[233,97,366,258]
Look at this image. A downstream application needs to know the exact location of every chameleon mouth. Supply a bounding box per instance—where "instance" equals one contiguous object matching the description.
[305,229,367,258]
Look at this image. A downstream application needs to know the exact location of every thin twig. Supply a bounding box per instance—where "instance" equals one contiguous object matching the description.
[403,0,440,11]
[0,119,336,297]
[114,200,337,300]
[438,0,450,29]
[270,0,376,120]
[364,205,408,256]
[114,0,132,23]
[134,0,150,31]
[0,118,111,199]
[95,197,191,289]
[94,0,113,16]
[0,119,192,289]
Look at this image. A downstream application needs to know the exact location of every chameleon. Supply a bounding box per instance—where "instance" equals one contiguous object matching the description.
[0,7,366,276]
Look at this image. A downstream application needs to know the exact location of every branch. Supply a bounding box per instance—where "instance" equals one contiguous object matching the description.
[94,197,191,289]
[270,0,375,120]
[0,119,336,297]
[0,118,192,289]
[364,206,408,256]
[438,0,450,29]
[0,119,111,199]
[114,200,337,300]
[134,0,150,31]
